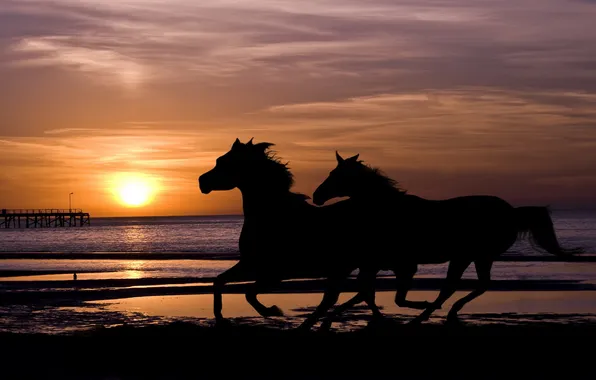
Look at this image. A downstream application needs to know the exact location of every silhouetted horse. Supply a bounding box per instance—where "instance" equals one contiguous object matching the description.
[198,139,382,329]
[313,152,582,326]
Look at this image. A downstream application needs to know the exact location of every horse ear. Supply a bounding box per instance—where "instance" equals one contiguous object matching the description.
[348,153,359,162]
[335,151,344,163]
[232,138,242,149]
[247,137,254,146]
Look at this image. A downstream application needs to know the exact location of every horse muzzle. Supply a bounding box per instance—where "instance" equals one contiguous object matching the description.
[198,175,212,194]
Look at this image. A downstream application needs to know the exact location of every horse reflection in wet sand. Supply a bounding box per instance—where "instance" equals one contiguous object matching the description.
[313,152,583,328]
[198,138,385,330]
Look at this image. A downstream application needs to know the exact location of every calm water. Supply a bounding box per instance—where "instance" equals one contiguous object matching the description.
[1,210,595,282]
[0,215,243,254]
[1,210,595,254]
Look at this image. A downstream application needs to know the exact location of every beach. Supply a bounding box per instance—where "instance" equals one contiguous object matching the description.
[1,214,595,378]
[3,294,596,379]
[3,285,596,379]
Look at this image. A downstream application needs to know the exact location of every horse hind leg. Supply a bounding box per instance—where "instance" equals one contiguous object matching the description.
[408,260,471,325]
[357,268,384,319]
[446,259,493,324]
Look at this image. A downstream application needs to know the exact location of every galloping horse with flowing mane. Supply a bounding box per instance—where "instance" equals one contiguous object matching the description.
[313,152,582,326]
[198,139,384,329]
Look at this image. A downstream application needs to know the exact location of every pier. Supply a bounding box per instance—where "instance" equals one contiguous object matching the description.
[0,209,91,228]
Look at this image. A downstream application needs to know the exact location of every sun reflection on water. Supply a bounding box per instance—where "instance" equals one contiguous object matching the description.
[124,226,147,244]
[123,270,143,279]
[123,260,147,279]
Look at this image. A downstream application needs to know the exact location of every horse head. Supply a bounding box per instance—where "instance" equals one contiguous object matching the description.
[198,138,286,194]
[313,151,403,205]
[312,151,360,205]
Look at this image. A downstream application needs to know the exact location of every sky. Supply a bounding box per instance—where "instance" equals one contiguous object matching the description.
[1,0,596,216]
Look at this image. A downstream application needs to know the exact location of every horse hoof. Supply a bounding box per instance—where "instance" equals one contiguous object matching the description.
[266,305,284,317]
[445,315,463,326]
[319,320,333,331]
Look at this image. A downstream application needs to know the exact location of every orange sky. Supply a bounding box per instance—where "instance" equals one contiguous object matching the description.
[1,0,596,216]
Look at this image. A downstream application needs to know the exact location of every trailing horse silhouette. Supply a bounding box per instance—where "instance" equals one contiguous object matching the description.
[313,152,583,327]
[198,139,383,329]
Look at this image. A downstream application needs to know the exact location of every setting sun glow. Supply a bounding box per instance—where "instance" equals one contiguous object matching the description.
[110,173,159,208]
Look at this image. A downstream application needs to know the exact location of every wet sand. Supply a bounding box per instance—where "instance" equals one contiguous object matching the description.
[2,255,595,379]
[2,289,596,334]
[2,313,595,379]
[2,274,596,302]
[98,291,596,322]
[2,283,596,379]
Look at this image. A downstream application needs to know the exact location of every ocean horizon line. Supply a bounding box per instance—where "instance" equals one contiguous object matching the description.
[90,213,244,219]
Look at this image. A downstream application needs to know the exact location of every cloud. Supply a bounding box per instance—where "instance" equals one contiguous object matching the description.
[1,86,595,211]
[1,0,596,211]
[12,37,146,88]
[43,128,100,135]
[243,87,596,184]
[2,0,595,92]
[0,127,226,180]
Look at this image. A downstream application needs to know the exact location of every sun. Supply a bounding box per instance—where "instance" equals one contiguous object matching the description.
[119,181,151,206]
[110,173,158,207]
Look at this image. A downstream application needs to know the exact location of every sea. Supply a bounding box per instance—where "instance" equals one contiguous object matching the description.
[1,209,596,334]
[1,209,596,282]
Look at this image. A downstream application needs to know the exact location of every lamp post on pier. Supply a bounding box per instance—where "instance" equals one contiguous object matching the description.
[69,192,74,213]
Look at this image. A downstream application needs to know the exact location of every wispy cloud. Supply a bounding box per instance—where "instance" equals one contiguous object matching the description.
[43,128,101,135]
[4,0,595,90]
[245,87,596,180]
[12,37,146,88]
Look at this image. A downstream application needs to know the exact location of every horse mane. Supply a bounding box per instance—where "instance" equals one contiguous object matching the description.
[357,161,407,195]
[255,143,310,200]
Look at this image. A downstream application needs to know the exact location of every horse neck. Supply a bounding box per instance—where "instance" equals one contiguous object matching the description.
[239,185,292,217]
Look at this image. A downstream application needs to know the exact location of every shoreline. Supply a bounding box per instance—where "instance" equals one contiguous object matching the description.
[1,251,595,261]
[2,276,596,305]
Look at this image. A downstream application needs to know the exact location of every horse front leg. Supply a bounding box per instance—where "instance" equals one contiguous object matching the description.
[213,261,252,325]
[245,278,284,317]
[297,278,341,331]
[394,262,432,310]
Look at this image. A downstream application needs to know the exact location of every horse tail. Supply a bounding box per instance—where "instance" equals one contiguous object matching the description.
[515,206,583,256]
